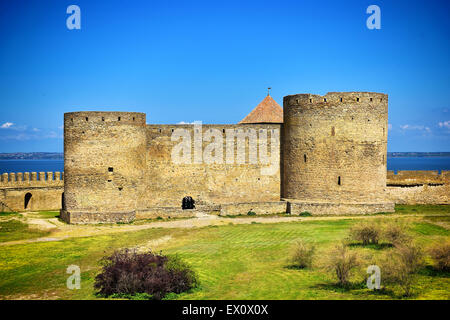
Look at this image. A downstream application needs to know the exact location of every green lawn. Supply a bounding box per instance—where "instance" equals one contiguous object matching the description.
[0,220,50,243]
[0,205,449,300]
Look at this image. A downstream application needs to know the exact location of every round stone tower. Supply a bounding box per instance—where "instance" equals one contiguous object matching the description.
[282,92,394,214]
[61,111,147,223]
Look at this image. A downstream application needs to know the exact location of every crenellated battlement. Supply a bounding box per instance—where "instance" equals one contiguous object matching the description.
[0,171,64,188]
[283,92,387,109]
[64,111,146,126]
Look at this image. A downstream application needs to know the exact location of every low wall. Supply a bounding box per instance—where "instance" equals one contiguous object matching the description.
[286,200,395,215]
[136,204,220,220]
[387,170,448,185]
[386,170,449,204]
[386,185,449,204]
[219,202,287,216]
[60,209,135,224]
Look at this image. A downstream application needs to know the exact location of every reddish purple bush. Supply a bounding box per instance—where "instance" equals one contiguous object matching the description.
[94,249,198,300]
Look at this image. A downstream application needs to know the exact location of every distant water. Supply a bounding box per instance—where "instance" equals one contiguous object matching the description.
[0,160,64,174]
[0,157,449,175]
[387,156,450,173]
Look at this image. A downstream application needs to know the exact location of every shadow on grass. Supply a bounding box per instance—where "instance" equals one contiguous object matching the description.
[418,265,450,278]
[284,264,309,270]
[312,281,367,292]
[312,281,400,298]
[348,242,393,250]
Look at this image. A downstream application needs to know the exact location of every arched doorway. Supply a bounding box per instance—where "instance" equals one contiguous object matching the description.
[182,196,195,210]
[24,193,32,210]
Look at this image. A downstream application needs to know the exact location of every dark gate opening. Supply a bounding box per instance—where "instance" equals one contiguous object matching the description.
[182,196,195,210]
[24,193,32,209]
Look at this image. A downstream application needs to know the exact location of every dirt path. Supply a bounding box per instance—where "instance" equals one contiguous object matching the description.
[0,212,446,247]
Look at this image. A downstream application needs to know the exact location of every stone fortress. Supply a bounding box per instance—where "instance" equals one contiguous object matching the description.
[0,92,448,223]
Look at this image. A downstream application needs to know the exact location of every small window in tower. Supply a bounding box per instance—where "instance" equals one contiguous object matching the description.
[340,98,343,102]
[324,98,327,102]
[338,176,341,185]
[370,98,373,102]
[86,117,88,121]
[304,154,307,163]
[108,167,113,172]
[133,117,135,121]
[309,98,312,103]
[171,129,174,133]
[159,129,162,133]
[356,97,360,102]
[223,129,225,133]
[331,127,335,136]
[118,117,121,121]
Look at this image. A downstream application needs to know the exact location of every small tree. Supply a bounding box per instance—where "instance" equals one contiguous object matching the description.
[326,242,360,286]
[290,239,315,269]
[94,249,198,300]
[382,221,411,246]
[428,241,450,271]
[381,241,425,297]
[349,221,380,245]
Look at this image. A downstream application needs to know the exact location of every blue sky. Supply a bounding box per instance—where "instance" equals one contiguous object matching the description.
[0,0,449,152]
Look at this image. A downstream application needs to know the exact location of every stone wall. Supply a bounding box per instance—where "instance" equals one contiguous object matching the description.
[2,103,448,222]
[219,201,287,216]
[63,112,147,223]
[282,92,390,204]
[144,124,281,208]
[0,172,63,212]
[386,170,449,204]
[287,200,395,215]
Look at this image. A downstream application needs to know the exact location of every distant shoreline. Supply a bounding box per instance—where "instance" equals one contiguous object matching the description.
[0,153,63,160]
[0,152,449,160]
[387,152,450,158]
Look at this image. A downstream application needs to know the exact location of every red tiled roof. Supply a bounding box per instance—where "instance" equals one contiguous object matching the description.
[239,95,283,124]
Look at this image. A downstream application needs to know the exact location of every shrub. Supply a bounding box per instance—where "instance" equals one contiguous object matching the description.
[349,221,380,245]
[247,211,256,216]
[326,242,361,286]
[382,221,410,246]
[289,240,315,269]
[299,211,312,217]
[381,242,425,296]
[94,249,198,300]
[428,241,450,271]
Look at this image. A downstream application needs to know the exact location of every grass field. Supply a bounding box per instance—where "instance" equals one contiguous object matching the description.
[0,205,448,300]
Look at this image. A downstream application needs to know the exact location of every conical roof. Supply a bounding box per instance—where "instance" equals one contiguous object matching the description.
[239,94,283,124]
